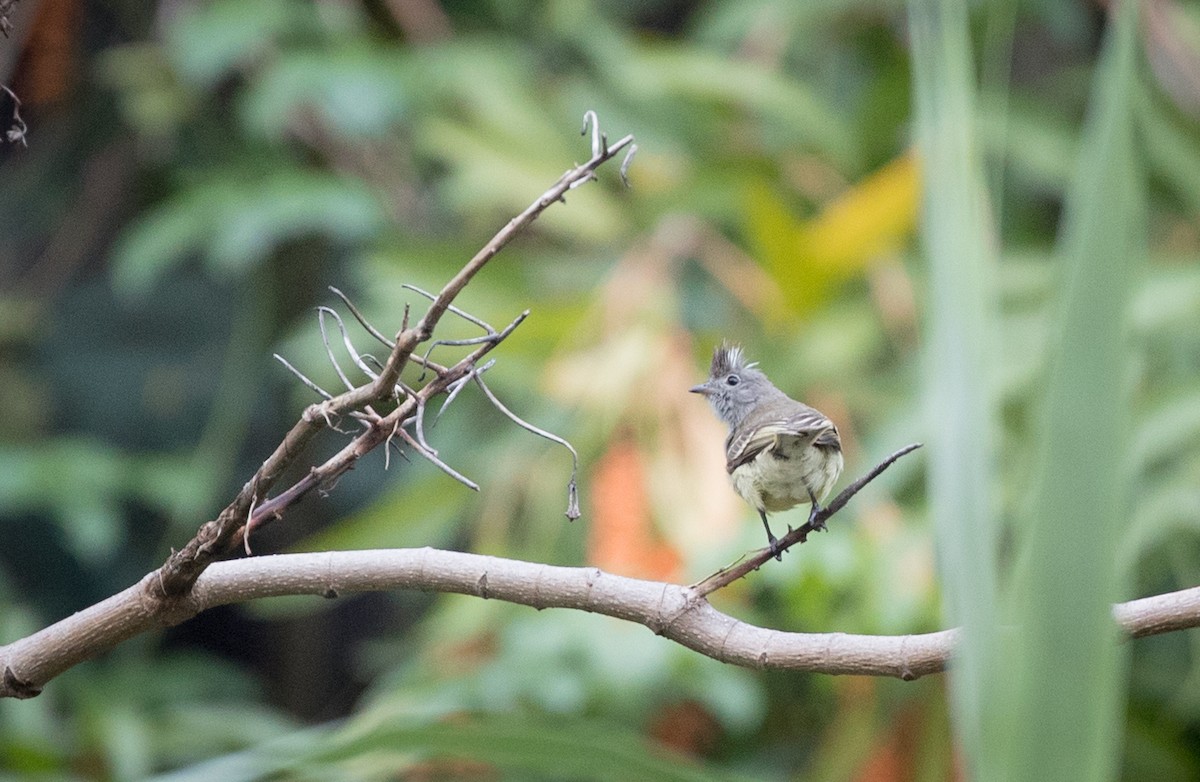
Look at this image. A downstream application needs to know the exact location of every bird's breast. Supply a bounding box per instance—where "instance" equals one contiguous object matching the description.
[730,439,843,513]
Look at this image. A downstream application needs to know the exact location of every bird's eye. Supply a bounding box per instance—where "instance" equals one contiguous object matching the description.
[725,374,740,387]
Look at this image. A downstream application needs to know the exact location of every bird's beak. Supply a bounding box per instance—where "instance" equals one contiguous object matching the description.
[689,383,709,395]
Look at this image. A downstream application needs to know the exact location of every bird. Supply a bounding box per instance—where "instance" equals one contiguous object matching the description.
[690,342,844,560]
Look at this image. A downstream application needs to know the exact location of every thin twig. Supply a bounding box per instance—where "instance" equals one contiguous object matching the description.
[436,359,494,423]
[328,288,447,375]
[317,307,386,427]
[317,309,356,392]
[402,283,494,333]
[2,85,27,147]
[274,354,333,400]
[383,419,400,470]
[394,426,479,491]
[328,286,394,349]
[419,333,499,377]
[412,393,434,454]
[318,306,382,382]
[692,443,924,597]
[473,373,581,520]
[619,143,639,187]
[237,309,533,545]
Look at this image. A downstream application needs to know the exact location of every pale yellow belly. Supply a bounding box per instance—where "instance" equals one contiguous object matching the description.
[730,444,843,513]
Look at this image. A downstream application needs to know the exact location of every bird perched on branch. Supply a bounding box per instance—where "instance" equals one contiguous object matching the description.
[690,342,844,560]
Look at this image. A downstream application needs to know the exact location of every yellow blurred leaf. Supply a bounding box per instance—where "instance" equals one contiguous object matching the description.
[745,153,921,314]
[744,181,808,306]
[801,152,920,273]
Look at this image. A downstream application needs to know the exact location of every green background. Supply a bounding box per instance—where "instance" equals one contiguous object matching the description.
[2,0,1199,779]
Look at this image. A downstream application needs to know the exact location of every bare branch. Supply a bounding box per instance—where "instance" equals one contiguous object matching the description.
[408,115,633,344]
[233,310,533,548]
[5,548,1199,699]
[153,114,630,597]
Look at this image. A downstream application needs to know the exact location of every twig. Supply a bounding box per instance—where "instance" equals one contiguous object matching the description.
[2,85,27,147]
[317,308,358,392]
[692,443,924,597]
[473,373,581,520]
[328,286,395,349]
[411,392,434,454]
[274,354,333,400]
[619,143,639,187]
[318,306,380,382]
[419,333,500,376]
[228,309,535,548]
[436,359,493,423]
[394,426,479,491]
[401,283,495,333]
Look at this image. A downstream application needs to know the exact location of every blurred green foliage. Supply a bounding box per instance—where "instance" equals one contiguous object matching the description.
[1,0,1199,780]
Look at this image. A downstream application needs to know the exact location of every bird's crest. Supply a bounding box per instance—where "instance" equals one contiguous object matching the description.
[710,342,758,377]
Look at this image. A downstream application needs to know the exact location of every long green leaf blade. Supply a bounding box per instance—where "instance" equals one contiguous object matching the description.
[907,0,1001,774]
[1007,0,1144,779]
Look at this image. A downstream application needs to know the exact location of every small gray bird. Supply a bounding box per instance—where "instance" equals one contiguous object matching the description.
[690,342,844,560]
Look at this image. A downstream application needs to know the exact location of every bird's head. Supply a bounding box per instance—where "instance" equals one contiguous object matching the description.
[689,342,774,428]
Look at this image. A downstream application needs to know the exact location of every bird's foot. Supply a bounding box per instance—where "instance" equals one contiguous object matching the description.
[766,532,783,562]
[807,501,827,533]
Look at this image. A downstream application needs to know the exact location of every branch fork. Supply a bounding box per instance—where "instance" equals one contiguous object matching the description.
[154,112,635,598]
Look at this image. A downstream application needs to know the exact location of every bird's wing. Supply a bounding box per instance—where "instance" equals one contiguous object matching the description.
[725,407,838,474]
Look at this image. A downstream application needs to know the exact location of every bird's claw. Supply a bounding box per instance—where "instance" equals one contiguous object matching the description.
[767,534,783,562]
[807,502,827,533]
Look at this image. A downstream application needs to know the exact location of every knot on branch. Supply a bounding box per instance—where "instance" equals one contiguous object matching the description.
[2,666,41,699]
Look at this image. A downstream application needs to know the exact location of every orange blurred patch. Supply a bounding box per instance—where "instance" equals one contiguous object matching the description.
[16,0,79,106]
[646,699,721,758]
[588,437,682,582]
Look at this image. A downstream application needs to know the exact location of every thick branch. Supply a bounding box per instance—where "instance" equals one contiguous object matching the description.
[3,548,1198,699]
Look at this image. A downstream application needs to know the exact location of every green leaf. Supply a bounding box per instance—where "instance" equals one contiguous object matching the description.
[112,172,385,295]
[907,0,1002,772]
[167,0,305,87]
[241,45,413,139]
[322,712,748,782]
[1006,1,1143,780]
